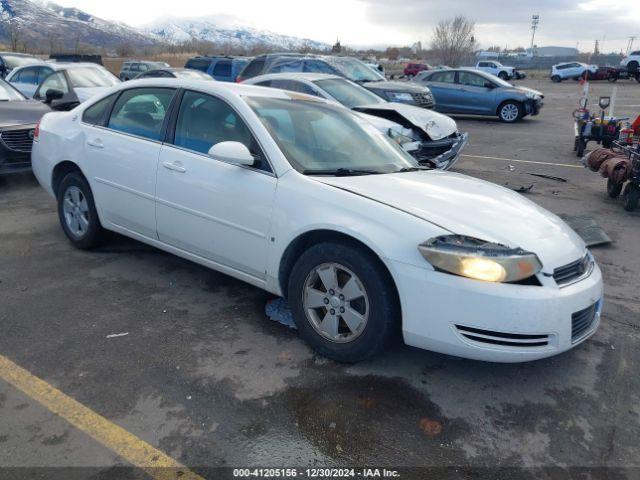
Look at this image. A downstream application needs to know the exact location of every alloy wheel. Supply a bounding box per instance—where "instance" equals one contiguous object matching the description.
[302,262,369,343]
[500,103,519,122]
[62,186,90,238]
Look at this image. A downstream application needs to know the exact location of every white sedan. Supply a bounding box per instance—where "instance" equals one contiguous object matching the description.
[32,79,603,363]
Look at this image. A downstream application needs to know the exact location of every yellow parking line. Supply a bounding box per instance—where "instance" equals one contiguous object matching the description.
[461,154,583,169]
[0,354,204,480]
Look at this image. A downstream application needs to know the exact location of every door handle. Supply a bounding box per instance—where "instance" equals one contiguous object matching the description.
[162,161,186,173]
[87,138,104,149]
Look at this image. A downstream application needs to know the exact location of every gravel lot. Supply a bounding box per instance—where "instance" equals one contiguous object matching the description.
[0,77,639,479]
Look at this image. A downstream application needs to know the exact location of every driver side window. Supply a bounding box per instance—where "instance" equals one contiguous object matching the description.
[35,72,69,100]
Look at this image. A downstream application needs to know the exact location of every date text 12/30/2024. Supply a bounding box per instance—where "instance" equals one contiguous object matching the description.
[233,468,401,478]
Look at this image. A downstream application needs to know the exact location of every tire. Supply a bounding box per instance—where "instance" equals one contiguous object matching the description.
[607,74,618,83]
[623,183,640,212]
[498,101,523,123]
[57,171,105,249]
[576,138,586,157]
[551,75,562,83]
[607,178,623,198]
[498,71,509,80]
[628,61,639,74]
[287,241,399,363]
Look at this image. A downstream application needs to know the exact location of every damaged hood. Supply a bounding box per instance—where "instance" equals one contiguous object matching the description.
[354,103,457,140]
[315,170,585,271]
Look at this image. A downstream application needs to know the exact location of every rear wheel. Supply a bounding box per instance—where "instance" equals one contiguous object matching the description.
[623,183,640,212]
[498,71,509,80]
[57,172,105,249]
[551,75,561,83]
[607,178,624,198]
[498,101,523,123]
[607,74,618,82]
[628,61,639,74]
[288,242,399,363]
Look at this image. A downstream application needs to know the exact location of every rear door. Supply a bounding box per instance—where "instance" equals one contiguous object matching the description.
[423,70,459,112]
[82,87,177,238]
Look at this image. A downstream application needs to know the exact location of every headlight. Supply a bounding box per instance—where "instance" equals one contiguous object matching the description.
[386,92,414,102]
[418,235,542,283]
[387,128,417,145]
[525,91,540,100]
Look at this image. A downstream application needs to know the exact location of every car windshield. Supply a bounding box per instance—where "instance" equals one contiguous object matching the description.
[314,78,385,109]
[326,57,386,83]
[174,70,213,80]
[246,96,417,175]
[67,67,120,88]
[0,79,25,101]
[3,55,41,69]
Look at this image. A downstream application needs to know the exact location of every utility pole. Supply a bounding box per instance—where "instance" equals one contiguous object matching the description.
[530,15,540,55]
[594,39,599,55]
[628,36,636,54]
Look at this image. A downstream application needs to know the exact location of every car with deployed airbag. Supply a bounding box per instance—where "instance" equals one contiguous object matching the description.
[244,72,467,170]
[31,79,602,363]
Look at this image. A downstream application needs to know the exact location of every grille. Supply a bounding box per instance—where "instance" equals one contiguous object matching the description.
[571,303,597,342]
[553,254,592,286]
[1,129,35,153]
[411,92,435,108]
[456,325,549,347]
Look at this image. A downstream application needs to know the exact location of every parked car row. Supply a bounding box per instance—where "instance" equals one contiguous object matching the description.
[28,77,602,363]
[551,61,640,83]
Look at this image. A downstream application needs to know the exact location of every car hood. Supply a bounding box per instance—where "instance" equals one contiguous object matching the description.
[363,80,428,93]
[0,100,51,128]
[314,170,585,271]
[75,87,110,103]
[501,85,544,98]
[354,103,457,140]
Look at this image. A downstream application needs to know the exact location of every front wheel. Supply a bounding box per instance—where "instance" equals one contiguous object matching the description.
[498,71,509,80]
[607,74,618,83]
[623,183,640,212]
[607,178,624,198]
[57,172,105,249]
[551,75,562,83]
[498,101,523,123]
[288,242,399,363]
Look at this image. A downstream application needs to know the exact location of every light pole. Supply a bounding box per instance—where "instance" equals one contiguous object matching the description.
[530,15,540,55]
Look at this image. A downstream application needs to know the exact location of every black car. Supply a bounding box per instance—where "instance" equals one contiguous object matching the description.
[135,68,214,80]
[238,54,436,109]
[0,79,51,175]
[0,52,42,79]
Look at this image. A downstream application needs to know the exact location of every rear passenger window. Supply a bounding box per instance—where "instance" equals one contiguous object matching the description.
[212,60,232,77]
[240,58,265,78]
[185,58,212,72]
[431,71,455,83]
[107,88,176,141]
[82,94,116,125]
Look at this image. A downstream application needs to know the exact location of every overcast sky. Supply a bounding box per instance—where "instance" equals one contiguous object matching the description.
[57,0,640,52]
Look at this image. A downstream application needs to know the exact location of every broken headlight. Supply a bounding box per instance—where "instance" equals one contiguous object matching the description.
[418,235,542,283]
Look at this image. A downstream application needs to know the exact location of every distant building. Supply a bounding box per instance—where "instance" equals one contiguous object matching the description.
[526,46,579,57]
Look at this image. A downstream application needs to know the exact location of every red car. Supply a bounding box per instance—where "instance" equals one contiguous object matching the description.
[404,63,430,77]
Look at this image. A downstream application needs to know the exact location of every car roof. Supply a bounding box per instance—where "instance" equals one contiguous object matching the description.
[45,62,107,70]
[247,72,341,83]
[0,52,38,57]
[119,78,332,103]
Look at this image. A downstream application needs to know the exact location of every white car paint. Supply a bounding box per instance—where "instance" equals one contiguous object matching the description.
[475,61,515,79]
[620,51,640,71]
[31,79,603,362]
[551,62,598,81]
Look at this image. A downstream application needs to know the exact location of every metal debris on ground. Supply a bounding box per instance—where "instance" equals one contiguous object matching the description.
[505,183,534,193]
[527,173,568,182]
[265,298,297,329]
[559,214,612,247]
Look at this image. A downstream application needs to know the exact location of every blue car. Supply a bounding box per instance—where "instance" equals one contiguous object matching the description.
[184,56,250,82]
[413,68,543,123]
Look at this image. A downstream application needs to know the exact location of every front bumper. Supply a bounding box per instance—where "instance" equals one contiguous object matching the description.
[409,131,468,171]
[390,258,603,362]
[0,124,36,175]
[525,98,543,116]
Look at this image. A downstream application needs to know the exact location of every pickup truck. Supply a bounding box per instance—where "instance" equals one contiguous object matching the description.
[475,61,518,80]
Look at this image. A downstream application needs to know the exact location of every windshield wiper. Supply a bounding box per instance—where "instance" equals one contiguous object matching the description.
[395,166,431,173]
[303,168,382,176]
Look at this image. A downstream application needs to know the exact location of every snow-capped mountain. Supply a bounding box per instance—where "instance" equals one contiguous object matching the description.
[146,17,329,51]
[0,0,155,49]
[0,0,329,52]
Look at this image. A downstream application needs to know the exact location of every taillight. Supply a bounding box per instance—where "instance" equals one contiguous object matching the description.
[33,121,40,142]
[236,77,243,83]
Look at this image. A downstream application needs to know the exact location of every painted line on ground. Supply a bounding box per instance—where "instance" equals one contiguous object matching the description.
[461,154,583,169]
[0,354,204,480]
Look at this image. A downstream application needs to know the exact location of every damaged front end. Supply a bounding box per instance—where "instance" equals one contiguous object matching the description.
[355,104,468,171]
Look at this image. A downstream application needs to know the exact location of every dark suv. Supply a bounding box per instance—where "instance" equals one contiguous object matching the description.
[238,54,435,109]
[184,56,250,82]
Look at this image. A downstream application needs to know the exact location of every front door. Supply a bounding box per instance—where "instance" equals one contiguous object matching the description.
[155,90,277,280]
[455,71,496,114]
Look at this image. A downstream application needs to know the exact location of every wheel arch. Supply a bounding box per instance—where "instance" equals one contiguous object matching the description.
[277,229,400,307]
[51,161,86,197]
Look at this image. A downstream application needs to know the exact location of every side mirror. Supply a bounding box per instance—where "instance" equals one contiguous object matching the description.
[44,89,64,104]
[208,141,255,166]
